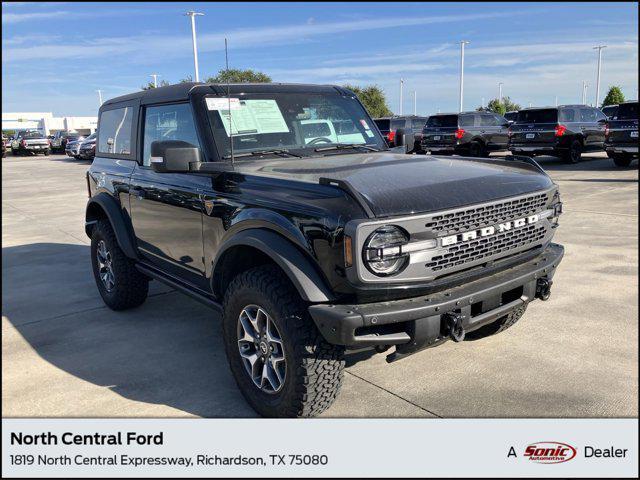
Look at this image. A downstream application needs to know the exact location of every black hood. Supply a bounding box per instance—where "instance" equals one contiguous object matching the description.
[236,152,554,218]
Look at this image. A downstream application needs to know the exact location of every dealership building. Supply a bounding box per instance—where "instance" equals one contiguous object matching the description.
[2,112,98,136]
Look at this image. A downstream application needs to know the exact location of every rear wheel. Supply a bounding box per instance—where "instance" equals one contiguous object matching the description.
[563,140,582,163]
[222,265,344,417]
[611,153,633,167]
[468,141,485,157]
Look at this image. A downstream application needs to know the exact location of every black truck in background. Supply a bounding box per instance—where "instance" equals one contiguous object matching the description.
[421,111,510,157]
[605,101,638,167]
[508,105,607,163]
[374,115,428,153]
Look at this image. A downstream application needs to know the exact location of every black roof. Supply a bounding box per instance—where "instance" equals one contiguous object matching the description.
[101,82,354,108]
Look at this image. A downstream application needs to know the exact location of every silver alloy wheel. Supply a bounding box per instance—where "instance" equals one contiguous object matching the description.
[96,240,115,292]
[237,305,286,394]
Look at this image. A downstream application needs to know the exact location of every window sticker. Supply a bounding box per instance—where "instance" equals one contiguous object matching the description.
[206,97,241,110]
[218,99,289,136]
[360,119,375,137]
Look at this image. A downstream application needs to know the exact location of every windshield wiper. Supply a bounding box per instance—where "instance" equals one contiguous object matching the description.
[314,143,381,153]
[223,149,302,159]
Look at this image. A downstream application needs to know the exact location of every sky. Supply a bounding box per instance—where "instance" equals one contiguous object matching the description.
[2,1,638,116]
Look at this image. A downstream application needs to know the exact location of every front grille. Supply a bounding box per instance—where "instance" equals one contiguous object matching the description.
[426,223,546,272]
[424,192,548,235]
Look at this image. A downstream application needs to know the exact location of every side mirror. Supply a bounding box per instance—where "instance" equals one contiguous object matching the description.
[150,140,201,173]
[394,128,406,148]
[597,118,607,124]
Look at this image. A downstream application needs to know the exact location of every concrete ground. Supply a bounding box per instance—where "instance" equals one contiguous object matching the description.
[2,152,637,418]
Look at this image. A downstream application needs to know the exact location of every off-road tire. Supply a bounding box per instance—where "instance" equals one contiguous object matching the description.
[611,153,633,167]
[563,140,582,164]
[43,149,50,156]
[91,219,149,310]
[464,304,528,341]
[222,265,344,417]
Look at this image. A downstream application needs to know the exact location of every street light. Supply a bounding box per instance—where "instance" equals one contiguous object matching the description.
[150,73,161,88]
[185,11,204,82]
[399,79,404,115]
[593,45,607,107]
[458,41,470,112]
[498,82,503,103]
[96,90,103,106]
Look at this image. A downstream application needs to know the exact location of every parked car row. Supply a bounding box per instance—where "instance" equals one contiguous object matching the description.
[2,129,97,161]
[375,101,638,167]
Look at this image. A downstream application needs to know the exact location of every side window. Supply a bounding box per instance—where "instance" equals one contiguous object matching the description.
[595,109,607,121]
[459,115,473,127]
[480,114,497,127]
[580,108,597,122]
[494,114,507,125]
[412,118,426,129]
[559,108,577,123]
[98,107,133,155]
[142,103,200,167]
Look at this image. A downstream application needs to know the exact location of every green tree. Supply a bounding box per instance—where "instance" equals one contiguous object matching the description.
[206,69,271,83]
[602,86,625,107]
[343,84,393,118]
[141,79,170,90]
[480,96,521,116]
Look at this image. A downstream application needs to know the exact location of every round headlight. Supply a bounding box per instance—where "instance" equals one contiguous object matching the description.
[363,225,409,276]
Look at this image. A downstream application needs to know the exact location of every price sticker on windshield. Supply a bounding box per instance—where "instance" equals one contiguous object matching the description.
[206,97,241,110]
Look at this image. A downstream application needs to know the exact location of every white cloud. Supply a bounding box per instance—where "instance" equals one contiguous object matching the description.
[2,10,68,23]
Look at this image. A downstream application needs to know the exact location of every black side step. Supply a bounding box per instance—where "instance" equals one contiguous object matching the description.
[136,264,222,312]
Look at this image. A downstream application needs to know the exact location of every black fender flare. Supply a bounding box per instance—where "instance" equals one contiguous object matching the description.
[85,192,138,260]
[212,229,334,303]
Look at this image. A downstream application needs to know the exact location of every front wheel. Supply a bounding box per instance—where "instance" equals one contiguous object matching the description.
[90,219,149,310]
[222,265,344,417]
[468,141,485,157]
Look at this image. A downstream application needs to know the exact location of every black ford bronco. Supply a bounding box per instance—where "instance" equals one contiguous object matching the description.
[86,83,564,417]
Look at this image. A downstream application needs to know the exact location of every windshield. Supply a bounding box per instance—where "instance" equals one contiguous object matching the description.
[85,133,97,141]
[426,115,458,128]
[516,109,558,124]
[616,102,638,120]
[206,93,386,159]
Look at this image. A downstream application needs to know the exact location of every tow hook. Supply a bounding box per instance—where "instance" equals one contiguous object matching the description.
[535,278,552,301]
[444,312,466,342]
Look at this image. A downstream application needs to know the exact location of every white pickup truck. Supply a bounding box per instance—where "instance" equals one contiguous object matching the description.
[11,130,51,156]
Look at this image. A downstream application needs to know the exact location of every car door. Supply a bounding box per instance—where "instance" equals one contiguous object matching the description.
[478,113,499,148]
[577,107,599,150]
[128,102,209,289]
[492,113,510,148]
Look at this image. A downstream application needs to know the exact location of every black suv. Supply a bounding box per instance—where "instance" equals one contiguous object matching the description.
[86,83,564,417]
[421,111,510,157]
[605,100,638,167]
[509,105,607,163]
[374,115,428,153]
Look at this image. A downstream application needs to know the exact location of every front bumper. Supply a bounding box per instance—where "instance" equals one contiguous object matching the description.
[310,243,564,350]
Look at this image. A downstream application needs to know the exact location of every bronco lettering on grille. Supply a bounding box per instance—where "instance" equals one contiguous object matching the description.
[441,214,540,246]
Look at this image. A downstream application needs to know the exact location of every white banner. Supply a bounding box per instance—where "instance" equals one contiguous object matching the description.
[2,418,637,478]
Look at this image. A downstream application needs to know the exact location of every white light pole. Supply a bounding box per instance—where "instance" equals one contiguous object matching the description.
[498,82,503,103]
[593,45,607,107]
[150,73,161,88]
[399,79,404,115]
[555,96,558,107]
[481,97,485,109]
[96,89,103,106]
[185,11,204,82]
[413,90,417,115]
[529,102,533,108]
[458,40,470,112]
[582,81,589,104]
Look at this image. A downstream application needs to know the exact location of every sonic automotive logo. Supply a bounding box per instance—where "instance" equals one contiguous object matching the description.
[524,441,577,464]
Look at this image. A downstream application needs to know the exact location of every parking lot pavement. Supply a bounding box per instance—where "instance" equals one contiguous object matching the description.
[2,152,637,418]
